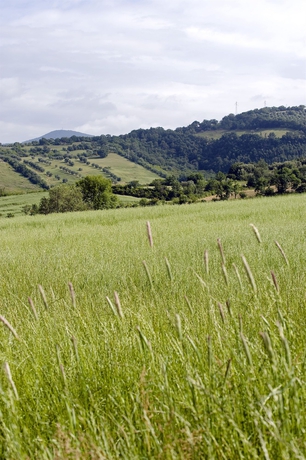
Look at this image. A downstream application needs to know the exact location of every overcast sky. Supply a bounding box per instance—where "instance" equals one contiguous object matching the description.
[0,0,305,143]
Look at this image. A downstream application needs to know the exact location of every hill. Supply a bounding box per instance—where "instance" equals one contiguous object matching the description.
[114,105,306,173]
[1,105,306,195]
[24,130,94,142]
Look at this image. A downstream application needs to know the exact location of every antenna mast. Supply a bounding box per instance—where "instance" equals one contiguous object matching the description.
[235,102,238,115]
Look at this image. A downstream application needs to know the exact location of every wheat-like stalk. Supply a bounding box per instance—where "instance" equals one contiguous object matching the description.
[217,238,226,265]
[204,250,209,275]
[114,291,124,318]
[241,255,257,293]
[143,260,153,289]
[68,282,76,308]
[218,302,225,324]
[259,331,274,363]
[275,240,289,266]
[4,362,19,400]
[250,223,262,243]
[106,296,118,317]
[0,315,20,340]
[28,297,38,320]
[184,295,193,314]
[175,313,182,341]
[146,221,153,248]
[232,263,243,290]
[222,263,229,286]
[271,271,279,293]
[165,257,173,282]
[38,284,49,310]
[240,333,253,366]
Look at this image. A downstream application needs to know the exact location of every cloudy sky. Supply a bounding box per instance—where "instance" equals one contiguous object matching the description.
[0,0,305,143]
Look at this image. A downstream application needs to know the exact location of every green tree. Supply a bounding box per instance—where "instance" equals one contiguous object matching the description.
[39,184,86,214]
[272,167,301,194]
[77,175,118,210]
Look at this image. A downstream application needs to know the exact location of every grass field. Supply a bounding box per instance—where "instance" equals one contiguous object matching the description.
[0,191,141,217]
[0,195,305,458]
[196,128,297,140]
[91,153,160,184]
[0,161,39,193]
[0,191,47,217]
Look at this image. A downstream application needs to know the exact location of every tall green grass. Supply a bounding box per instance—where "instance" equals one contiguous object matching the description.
[0,194,305,458]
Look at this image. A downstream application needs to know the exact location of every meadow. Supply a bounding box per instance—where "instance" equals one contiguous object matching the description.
[0,161,39,194]
[0,194,305,458]
[196,128,294,140]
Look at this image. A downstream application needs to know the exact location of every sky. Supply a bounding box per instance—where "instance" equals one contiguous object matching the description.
[0,0,305,143]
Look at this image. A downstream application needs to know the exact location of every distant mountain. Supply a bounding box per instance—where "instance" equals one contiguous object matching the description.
[24,130,94,142]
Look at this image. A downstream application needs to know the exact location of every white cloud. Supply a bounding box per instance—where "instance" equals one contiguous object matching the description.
[0,0,305,143]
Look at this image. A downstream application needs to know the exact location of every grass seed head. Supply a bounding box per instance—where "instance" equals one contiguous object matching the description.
[204,250,209,274]
[241,255,257,294]
[28,297,38,320]
[0,315,20,341]
[221,263,229,286]
[114,291,124,318]
[146,221,153,248]
[250,223,262,243]
[165,257,173,282]
[217,238,226,265]
[240,333,253,366]
[4,362,19,400]
[218,302,225,323]
[38,284,49,310]
[271,271,279,293]
[68,282,76,308]
[232,263,243,290]
[274,240,289,266]
[259,331,274,363]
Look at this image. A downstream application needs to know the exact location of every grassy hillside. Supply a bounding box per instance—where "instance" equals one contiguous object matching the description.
[196,128,296,140]
[0,195,305,458]
[0,161,40,193]
[0,150,161,194]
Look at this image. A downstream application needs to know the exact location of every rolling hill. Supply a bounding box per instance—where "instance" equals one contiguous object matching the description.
[1,105,306,195]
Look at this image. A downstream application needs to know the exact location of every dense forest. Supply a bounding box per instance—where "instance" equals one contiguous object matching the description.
[115,105,306,172]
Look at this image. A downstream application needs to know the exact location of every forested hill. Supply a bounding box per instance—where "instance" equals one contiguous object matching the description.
[107,105,306,173]
[178,105,306,134]
[3,105,306,175]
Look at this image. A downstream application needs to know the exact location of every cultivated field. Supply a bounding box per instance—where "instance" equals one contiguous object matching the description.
[0,152,161,192]
[0,195,305,458]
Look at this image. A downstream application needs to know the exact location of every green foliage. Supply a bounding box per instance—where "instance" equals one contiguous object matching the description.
[231,158,306,195]
[77,175,118,210]
[36,177,119,214]
[38,185,86,214]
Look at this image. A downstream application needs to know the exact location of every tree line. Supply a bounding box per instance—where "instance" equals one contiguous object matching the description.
[228,158,306,195]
